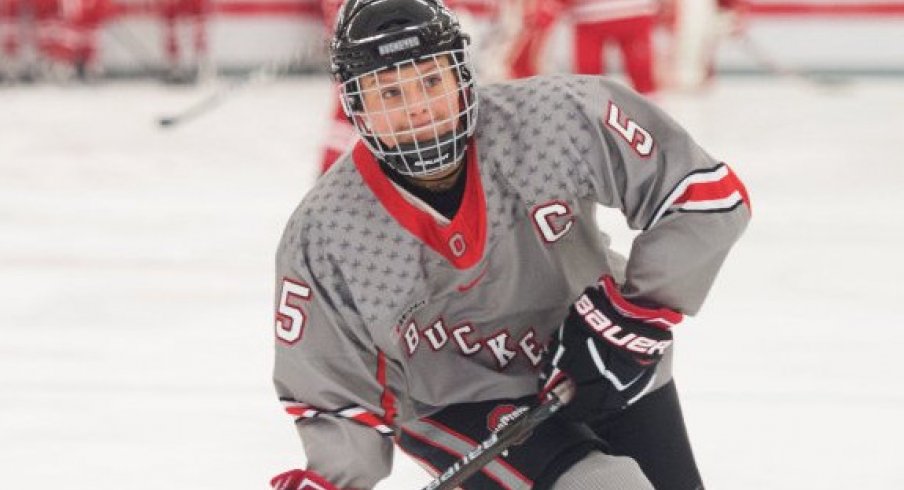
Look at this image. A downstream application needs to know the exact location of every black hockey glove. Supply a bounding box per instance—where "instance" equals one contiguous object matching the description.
[539,275,682,421]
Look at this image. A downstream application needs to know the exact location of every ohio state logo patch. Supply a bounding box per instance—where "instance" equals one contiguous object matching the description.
[486,404,529,434]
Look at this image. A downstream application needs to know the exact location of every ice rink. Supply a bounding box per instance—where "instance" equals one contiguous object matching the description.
[2,74,903,489]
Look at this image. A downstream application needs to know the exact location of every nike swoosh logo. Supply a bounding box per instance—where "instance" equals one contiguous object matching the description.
[619,370,647,391]
[457,266,489,293]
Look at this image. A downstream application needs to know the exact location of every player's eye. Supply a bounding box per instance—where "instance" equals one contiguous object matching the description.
[423,74,443,89]
[381,87,401,100]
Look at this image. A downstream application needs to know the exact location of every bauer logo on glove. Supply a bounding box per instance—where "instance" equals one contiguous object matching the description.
[540,275,682,421]
[573,292,673,360]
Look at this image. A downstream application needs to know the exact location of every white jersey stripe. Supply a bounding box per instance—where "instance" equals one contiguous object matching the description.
[282,400,394,435]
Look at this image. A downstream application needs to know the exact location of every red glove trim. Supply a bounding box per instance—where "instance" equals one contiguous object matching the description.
[270,469,340,490]
[538,368,569,402]
[598,276,683,330]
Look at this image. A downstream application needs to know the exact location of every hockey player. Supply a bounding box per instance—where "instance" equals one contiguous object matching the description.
[571,0,660,93]
[509,0,660,94]
[318,0,358,174]
[445,0,516,83]
[158,0,209,83]
[318,0,510,174]
[271,0,750,488]
[31,0,109,80]
[0,0,21,81]
[508,0,561,79]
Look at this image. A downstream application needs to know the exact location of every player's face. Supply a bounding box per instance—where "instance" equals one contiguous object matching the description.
[358,56,462,148]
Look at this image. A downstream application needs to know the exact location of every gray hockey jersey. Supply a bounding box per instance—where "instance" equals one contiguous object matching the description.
[273,75,750,488]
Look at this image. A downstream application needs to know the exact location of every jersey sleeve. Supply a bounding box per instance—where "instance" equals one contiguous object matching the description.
[272,211,400,488]
[561,76,751,314]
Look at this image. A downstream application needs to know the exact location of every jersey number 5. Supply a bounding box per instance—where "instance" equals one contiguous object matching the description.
[605,101,654,157]
[275,278,312,344]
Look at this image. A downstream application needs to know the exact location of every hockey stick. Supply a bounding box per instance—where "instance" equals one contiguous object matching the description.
[420,391,568,490]
[157,75,250,128]
[156,42,326,129]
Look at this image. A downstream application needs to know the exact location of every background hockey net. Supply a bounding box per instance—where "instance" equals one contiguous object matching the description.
[668,0,904,87]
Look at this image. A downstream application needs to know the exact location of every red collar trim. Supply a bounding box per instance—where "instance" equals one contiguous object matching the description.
[352,142,487,269]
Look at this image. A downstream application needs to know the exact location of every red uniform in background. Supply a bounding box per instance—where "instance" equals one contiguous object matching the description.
[1,0,21,77]
[572,0,658,93]
[509,0,659,94]
[26,0,109,77]
[509,0,560,79]
[319,0,356,174]
[0,0,19,53]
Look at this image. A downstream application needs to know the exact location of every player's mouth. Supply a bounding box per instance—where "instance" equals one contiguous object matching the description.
[397,121,452,143]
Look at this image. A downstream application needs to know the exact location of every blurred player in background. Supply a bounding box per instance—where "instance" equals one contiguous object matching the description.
[510,0,659,94]
[508,0,559,78]
[0,0,22,81]
[570,0,659,93]
[270,0,750,488]
[663,0,742,90]
[447,0,519,82]
[20,0,109,81]
[158,0,210,83]
[318,0,358,173]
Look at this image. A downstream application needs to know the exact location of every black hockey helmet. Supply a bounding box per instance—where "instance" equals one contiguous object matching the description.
[329,0,478,177]
[330,0,470,84]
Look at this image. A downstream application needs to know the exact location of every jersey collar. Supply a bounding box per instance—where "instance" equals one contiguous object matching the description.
[352,141,487,269]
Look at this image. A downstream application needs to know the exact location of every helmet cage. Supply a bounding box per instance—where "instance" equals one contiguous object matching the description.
[339,47,478,177]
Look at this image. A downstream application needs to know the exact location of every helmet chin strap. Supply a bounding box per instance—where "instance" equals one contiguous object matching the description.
[375,128,469,177]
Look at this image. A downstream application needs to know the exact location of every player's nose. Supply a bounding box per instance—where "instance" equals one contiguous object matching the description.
[404,83,431,115]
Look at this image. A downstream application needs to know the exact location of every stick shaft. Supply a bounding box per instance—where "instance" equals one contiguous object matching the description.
[157,43,325,128]
[420,395,564,490]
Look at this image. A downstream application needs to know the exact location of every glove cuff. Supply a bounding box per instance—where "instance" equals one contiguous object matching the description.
[598,275,683,330]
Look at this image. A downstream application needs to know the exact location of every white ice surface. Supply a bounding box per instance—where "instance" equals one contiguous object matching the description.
[2,75,903,489]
